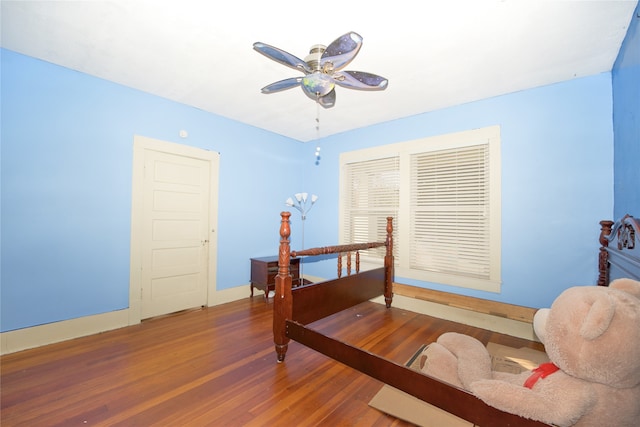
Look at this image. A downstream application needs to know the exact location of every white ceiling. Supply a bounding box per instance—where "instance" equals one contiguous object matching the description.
[2,1,637,142]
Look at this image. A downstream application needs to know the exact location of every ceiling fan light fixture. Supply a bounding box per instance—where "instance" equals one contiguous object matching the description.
[302,72,335,97]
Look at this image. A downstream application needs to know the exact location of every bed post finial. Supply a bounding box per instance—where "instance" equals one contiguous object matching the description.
[274,212,293,362]
[384,217,394,308]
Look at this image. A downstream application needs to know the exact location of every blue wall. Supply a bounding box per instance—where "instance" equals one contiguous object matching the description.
[303,75,614,309]
[1,44,617,331]
[1,49,305,331]
[612,3,640,220]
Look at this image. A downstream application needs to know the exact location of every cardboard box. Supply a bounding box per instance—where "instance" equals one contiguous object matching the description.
[368,343,548,427]
[486,342,549,374]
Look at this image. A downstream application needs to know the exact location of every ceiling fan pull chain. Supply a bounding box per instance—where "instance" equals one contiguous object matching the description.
[315,97,321,165]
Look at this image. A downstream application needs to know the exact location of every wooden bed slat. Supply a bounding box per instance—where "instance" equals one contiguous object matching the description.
[291,267,386,325]
[286,320,550,427]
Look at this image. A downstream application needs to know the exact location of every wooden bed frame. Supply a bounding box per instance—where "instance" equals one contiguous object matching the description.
[273,212,639,427]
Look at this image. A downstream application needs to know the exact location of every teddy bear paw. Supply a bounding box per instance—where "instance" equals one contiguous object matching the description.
[419,343,464,388]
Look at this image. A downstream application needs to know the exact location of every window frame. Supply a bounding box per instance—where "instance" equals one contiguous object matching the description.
[339,126,501,292]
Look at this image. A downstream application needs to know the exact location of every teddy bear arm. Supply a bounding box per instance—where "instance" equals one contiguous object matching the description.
[435,332,493,387]
[470,379,593,427]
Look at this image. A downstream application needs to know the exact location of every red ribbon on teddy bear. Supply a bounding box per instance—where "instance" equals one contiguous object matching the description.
[523,362,560,389]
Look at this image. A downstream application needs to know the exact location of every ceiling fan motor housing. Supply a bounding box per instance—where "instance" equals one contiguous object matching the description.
[304,44,327,71]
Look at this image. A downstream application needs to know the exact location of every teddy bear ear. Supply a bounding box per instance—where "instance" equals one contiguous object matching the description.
[609,278,640,299]
[533,308,549,343]
[580,293,616,341]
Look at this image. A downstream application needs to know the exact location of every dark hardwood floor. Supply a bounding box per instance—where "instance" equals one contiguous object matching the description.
[1,296,544,426]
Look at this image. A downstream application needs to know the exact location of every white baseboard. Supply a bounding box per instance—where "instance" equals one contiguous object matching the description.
[1,309,130,355]
[1,285,252,355]
[208,284,253,306]
[371,294,539,342]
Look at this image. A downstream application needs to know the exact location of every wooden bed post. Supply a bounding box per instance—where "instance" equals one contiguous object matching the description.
[274,212,293,362]
[598,219,614,286]
[384,217,394,308]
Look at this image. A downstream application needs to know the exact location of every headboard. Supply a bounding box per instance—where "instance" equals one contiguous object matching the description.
[598,214,640,285]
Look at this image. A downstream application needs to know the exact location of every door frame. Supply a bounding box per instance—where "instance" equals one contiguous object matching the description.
[129,135,220,325]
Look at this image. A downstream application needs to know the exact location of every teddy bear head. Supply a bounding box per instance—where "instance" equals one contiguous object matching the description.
[533,278,640,389]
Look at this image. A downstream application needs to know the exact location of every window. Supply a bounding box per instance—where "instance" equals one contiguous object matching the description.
[339,126,501,292]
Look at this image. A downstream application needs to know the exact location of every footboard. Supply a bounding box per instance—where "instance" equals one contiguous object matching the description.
[273,211,394,362]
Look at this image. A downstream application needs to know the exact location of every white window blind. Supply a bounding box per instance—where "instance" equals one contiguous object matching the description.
[409,145,491,279]
[342,156,399,259]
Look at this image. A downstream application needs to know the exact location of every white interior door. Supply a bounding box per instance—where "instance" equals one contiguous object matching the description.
[130,136,219,321]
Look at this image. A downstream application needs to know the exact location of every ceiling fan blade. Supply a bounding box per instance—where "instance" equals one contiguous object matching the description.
[318,88,336,109]
[334,71,388,91]
[320,32,362,71]
[253,42,312,74]
[261,77,303,93]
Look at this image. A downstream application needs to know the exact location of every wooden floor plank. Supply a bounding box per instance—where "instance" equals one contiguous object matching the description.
[1,297,543,426]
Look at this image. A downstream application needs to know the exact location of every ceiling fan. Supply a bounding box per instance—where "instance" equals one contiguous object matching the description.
[253,32,388,109]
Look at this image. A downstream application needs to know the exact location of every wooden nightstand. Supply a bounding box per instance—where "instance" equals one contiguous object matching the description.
[250,256,301,299]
